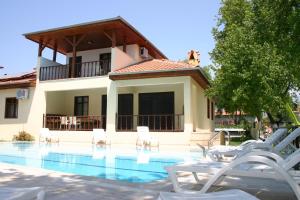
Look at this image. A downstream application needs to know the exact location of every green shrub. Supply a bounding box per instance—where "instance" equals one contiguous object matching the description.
[13,131,35,141]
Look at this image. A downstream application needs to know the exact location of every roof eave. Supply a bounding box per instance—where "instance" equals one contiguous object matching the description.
[23,16,167,59]
[109,67,210,89]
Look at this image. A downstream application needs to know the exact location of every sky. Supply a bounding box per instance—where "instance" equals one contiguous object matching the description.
[0,0,220,75]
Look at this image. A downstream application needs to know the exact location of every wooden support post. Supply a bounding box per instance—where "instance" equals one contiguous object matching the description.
[38,40,46,57]
[53,42,57,62]
[71,35,77,78]
[123,35,127,52]
[64,34,86,78]
[111,31,116,48]
[104,30,116,48]
[38,42,43,57]
[38,39,49,57]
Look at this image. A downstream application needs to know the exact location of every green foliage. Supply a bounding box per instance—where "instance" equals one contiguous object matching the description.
[201,65,214,82]
[13,131,35,141]
[207,0,300,120]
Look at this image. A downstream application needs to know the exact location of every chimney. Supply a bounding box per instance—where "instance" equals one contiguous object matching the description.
[187,50,200,66]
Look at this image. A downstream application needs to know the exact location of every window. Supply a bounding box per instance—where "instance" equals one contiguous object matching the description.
[207,98,210,119]
[5,98,18,118]
[211,101,214,120]
[74,96,89,116]
[100,53,111,74]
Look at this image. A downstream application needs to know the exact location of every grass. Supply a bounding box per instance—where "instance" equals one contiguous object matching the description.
[229,138,243,146]
[228,134,253,146]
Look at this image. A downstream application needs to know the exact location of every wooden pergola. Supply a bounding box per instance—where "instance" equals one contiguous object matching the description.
[24,16,167,77]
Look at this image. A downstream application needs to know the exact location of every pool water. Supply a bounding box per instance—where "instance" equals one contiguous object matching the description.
[0,142,202,183]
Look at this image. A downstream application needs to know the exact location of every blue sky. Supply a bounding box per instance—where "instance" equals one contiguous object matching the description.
[0,0,220,75]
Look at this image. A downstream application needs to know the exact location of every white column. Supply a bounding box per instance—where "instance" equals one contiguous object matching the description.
[184,78,193,133]
[106,80,118,133]
[133,92,139,129]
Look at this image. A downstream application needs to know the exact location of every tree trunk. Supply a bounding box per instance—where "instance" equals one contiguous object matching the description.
[266,112,280,129]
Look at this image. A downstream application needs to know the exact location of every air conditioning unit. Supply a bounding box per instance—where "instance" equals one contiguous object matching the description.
[16,88,29,100]
[140,47,149,58]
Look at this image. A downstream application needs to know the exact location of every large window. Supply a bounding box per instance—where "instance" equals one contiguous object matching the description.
[74,96,89,116]
[5,98,18,118]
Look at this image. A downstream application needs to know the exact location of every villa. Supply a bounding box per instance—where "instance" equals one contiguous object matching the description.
[0,16,214,145]
[0,16,298,200]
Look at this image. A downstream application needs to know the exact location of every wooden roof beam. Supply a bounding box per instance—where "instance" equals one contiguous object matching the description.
[103,30,116,48]
[38,39,51,57]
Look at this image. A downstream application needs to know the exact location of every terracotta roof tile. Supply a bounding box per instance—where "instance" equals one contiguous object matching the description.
[0,71,36,89]
[113,59,196,73]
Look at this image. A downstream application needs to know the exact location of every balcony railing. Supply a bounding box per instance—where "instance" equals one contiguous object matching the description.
[43,114,106,131]
[39,60,110,81]
[116,114,184,132]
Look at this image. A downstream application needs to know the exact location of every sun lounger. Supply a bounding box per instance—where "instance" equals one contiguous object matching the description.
[158,189,259,200]
[208,128,289,161]
[166,149,300,199]
[136,126,159,147]
[92,129,110,145]
[0,186,45,200]
[39,128,59,143]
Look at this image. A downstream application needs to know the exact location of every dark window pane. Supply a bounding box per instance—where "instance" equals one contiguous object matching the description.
[74,96,89,116]
[5,98,18,118]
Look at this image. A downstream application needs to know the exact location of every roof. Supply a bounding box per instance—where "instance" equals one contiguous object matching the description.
[109,59,210,89]
[23,16,167,59]
[0,71,36,89]
[113,59,196,73]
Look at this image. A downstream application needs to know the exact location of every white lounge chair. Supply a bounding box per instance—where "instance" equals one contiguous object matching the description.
[0,187,45,200]
[39,128,59,143]
[39,128,51,142]
[273,127,300,155]
[136,126,159,147]
[208,128,288,161]
[69,116,81,130]
[60,116,69,130]
[158,189,259,200]
[166,149,300,199]
[92,129,110,145]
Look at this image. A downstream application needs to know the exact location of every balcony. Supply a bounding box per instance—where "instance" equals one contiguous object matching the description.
[39,60,110,81]
[116,114,184,132]
[43,114,105,131]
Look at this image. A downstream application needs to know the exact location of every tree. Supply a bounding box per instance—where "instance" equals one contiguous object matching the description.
[207,0,300,124]
[201,65,213,82]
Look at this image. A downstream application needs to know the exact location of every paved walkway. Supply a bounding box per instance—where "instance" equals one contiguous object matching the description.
[0,163,170,200]
[0,163,296,200]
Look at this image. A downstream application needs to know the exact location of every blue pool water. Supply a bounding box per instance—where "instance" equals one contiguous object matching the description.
[0,142,202,183]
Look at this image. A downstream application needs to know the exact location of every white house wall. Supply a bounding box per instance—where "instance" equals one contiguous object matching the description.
[66,47,111,64]
[191,78,214,132]
[65,44,147,71]
[0,87,43,140]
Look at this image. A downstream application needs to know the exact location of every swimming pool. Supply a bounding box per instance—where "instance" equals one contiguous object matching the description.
[0,142,203,183]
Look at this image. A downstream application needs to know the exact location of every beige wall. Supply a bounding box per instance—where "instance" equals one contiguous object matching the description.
[46,88,106,116]
[191,79,214,133]
[0,87,42,140]
[111,46,135,70]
